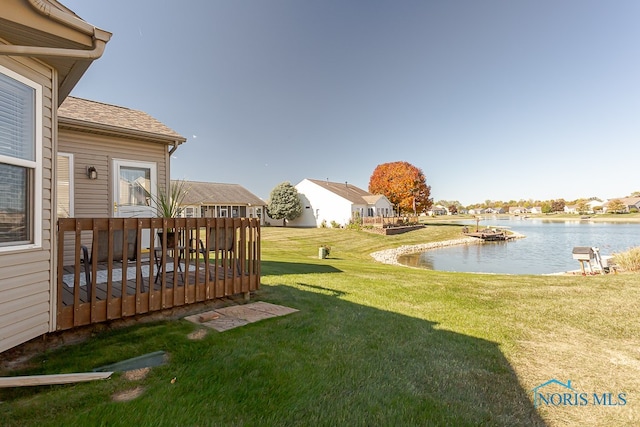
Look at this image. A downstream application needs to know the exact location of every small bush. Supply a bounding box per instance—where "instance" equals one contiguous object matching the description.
[330,220,341,228]
[612,247,640,272]
[345,222,361,230]
[320,220,327,228]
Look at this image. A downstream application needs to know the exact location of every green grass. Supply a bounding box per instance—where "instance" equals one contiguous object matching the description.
[1,225,638,426]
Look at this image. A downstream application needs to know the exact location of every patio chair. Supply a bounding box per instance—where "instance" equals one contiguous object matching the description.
[81,229,145,301]
[197,227,242,278]
[154,230,189,284]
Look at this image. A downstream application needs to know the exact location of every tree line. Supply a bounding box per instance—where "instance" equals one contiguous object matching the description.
[265,161,639,222]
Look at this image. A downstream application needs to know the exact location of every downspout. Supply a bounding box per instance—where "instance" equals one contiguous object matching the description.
[169,141,182,156]
[0,0,111,59]
[167,139,185,191]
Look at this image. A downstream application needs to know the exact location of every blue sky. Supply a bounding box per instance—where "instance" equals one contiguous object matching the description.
[63,0,640,206]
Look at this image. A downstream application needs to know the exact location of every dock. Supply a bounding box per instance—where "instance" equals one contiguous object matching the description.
[463,228,514,241]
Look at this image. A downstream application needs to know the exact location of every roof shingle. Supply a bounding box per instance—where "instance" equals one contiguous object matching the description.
[305,179,375,204]
[58,96,186,142]
[175,180,265,206]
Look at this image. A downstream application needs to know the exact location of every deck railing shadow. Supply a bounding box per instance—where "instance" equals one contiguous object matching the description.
[260,261,342,276]
[256,284,547,425]
[57,217,260,330]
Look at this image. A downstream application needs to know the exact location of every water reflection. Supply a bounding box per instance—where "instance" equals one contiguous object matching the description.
[398,219,640,275]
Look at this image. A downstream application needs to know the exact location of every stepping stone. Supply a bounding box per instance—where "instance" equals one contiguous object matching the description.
[184,302,298,332]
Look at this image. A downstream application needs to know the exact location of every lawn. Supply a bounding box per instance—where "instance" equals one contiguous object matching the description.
[1,225,638,426]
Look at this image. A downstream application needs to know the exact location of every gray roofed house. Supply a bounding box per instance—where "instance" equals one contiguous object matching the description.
[604,197,640,213]
[176,180,266,223]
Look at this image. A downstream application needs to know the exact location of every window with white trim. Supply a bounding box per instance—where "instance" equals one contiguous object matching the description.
[56,153,73,218]
[0,65,42,249]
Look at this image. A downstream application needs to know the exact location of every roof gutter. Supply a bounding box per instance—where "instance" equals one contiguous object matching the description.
[0,0,111,59]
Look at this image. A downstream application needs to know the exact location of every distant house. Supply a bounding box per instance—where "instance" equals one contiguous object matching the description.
[288,179,394,227]
[565,200,604,214]
[603,197,640,213]
[176,180,266,224]
[587,200,603,213]
[483,207,504,214]
[530,206,543,214]
[509,206,529,215]
[430,205,448,216]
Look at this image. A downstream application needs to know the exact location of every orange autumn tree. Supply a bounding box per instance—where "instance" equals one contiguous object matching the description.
[368,161,433,215]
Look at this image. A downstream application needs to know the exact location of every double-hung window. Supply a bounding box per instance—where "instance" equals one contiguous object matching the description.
[0,65,42,250]
[56,153,73,218]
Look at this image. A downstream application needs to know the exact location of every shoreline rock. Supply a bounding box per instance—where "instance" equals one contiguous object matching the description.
[370,237,481,266]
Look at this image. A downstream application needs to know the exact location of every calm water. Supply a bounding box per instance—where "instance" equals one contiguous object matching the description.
[397,218,640,274]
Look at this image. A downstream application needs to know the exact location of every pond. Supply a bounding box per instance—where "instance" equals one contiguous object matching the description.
[397,218,640,275]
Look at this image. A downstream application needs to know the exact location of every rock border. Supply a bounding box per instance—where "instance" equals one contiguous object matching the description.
[370,237,481,266]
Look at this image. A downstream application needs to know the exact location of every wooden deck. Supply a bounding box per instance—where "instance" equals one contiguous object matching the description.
[57,217,260,331]
[59,258,241,306]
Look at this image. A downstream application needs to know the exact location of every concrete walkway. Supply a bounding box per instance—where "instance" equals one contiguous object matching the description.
[184,302,298,332]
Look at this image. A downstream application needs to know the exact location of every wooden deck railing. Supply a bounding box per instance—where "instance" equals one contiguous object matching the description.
[56,217,260,330]
[362,216,415,228]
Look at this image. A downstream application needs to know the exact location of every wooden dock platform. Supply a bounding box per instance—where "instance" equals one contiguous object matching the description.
[464,229,514,241]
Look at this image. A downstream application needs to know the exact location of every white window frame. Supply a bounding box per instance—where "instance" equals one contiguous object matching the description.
[0,64,42,252]
[56,152,74,218]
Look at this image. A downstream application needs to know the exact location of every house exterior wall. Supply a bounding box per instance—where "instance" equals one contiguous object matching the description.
[289,180,354,227]
[58,129,169,218]
[0,55,55,354]
[57,129,169,264]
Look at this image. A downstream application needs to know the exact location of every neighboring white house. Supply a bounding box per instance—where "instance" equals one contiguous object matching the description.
[587,200,604,213]
[288,179,394,227]
[565,200,604,214]
[176,180,266,224]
